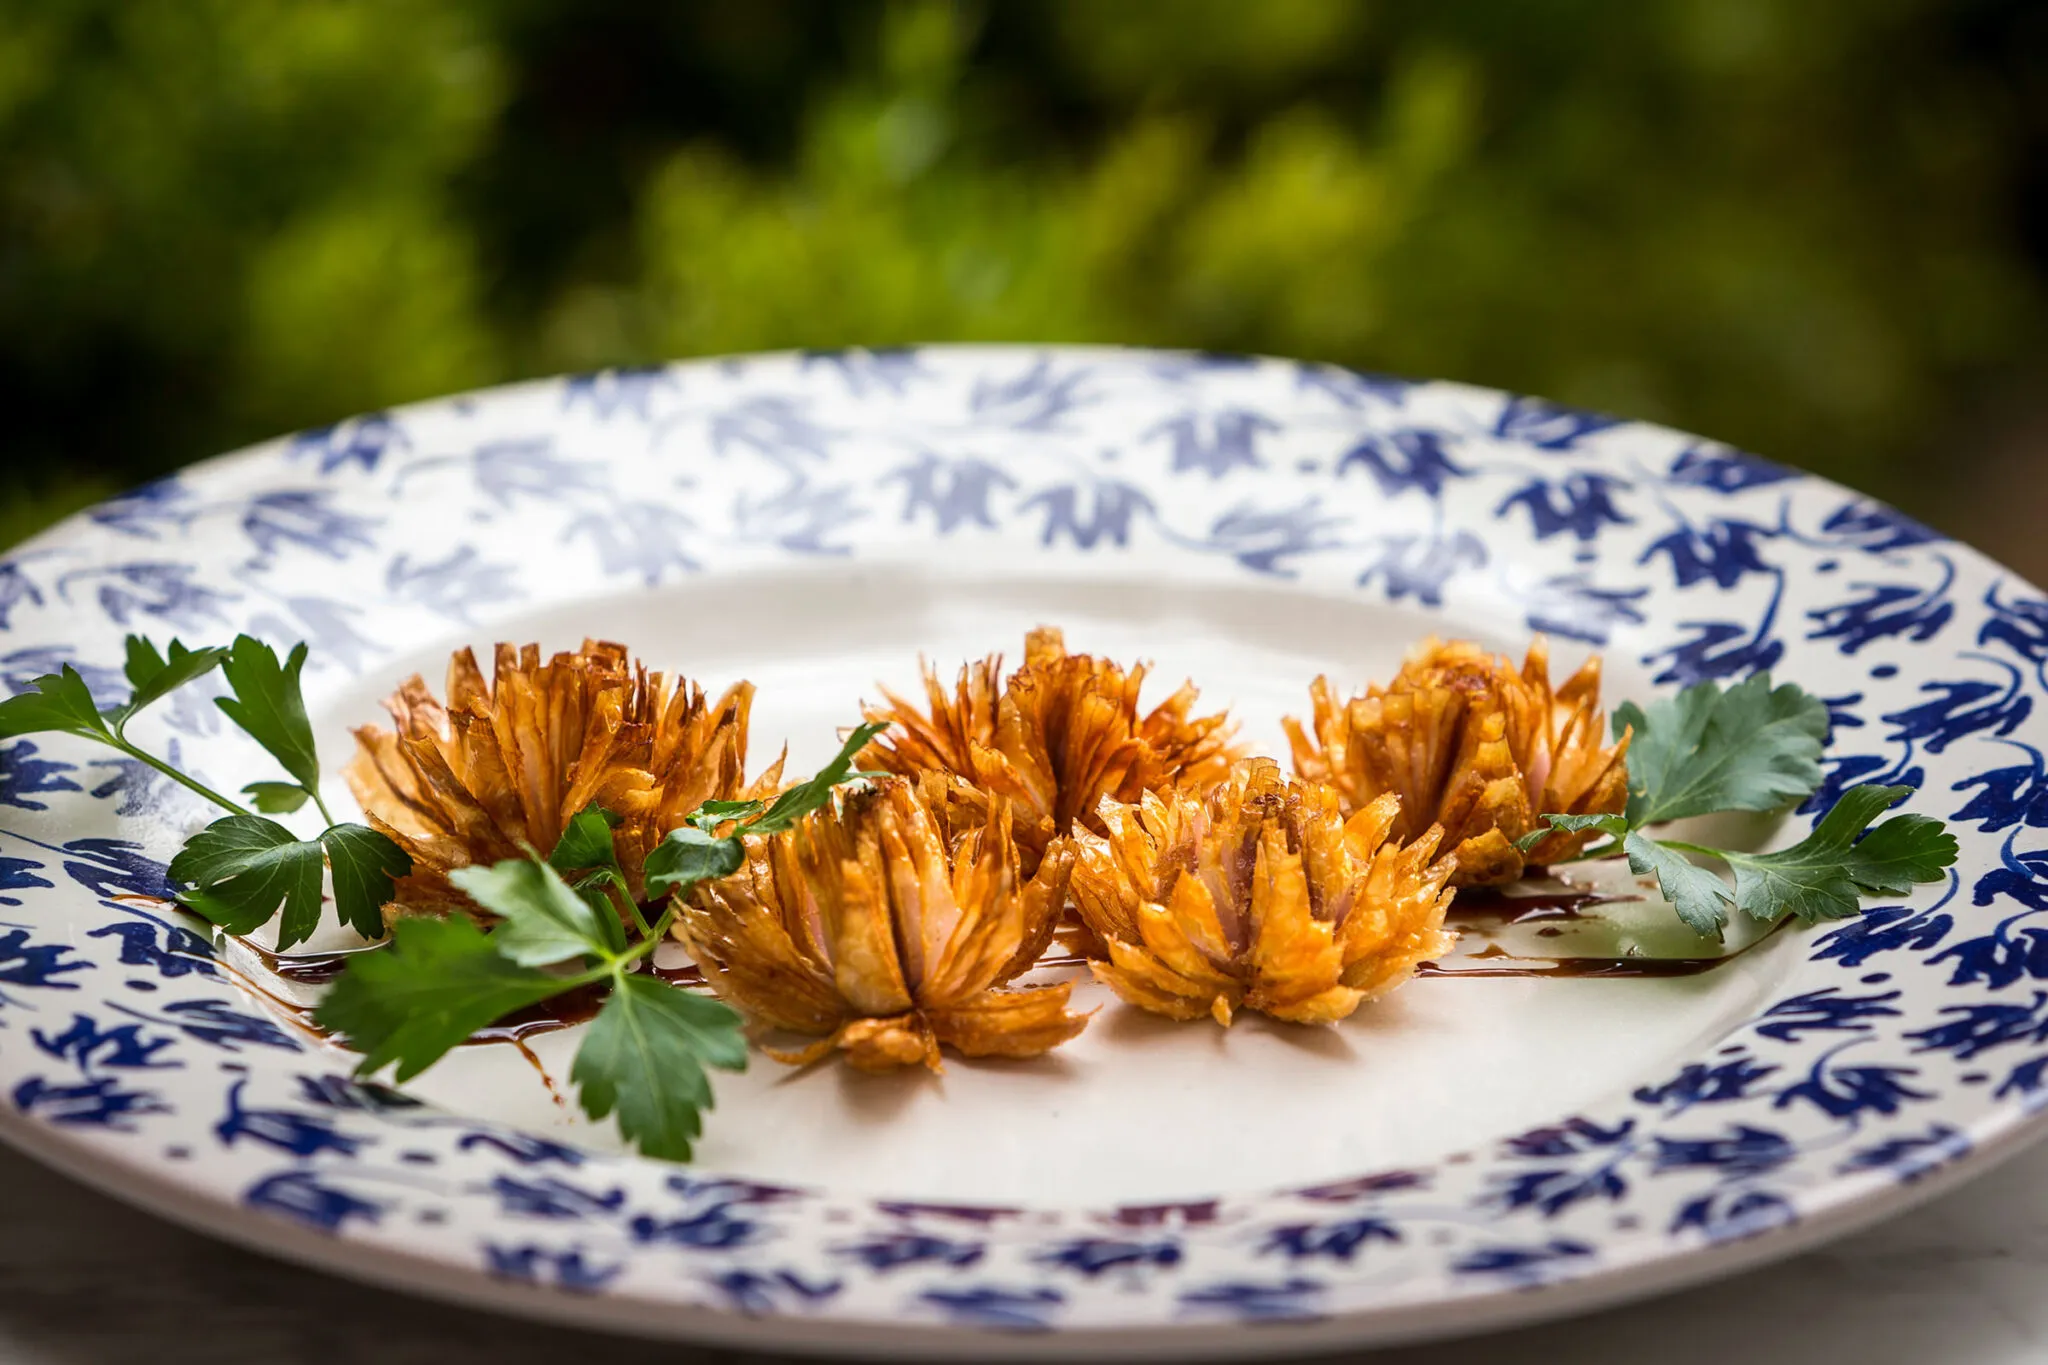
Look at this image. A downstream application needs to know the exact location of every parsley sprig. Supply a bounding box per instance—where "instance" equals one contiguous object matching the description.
[1521,673,1958,938]
[0,634,411,947]
[315,722,887,1161]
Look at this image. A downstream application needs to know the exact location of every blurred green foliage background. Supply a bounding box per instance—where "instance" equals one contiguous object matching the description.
[4,0,2046,556]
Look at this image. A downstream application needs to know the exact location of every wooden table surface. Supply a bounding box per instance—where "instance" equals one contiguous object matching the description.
[4,1135,2047,1364]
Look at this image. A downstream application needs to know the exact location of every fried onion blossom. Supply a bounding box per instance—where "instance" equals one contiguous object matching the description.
[1069,758,1456,1026]
[1284,636,1630,887]
[345,640,780,921]
[672,776,1088,1071]
[858,626,1240,867]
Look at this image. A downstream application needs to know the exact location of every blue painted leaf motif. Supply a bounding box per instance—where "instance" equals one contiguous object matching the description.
[56,562,234,632]
[703,1268,842,1315]
[1644,613,1786,687]
[1981,583,2048,666]
[1294,363,1411,408]
[456,1130,586,1166]
[288,412,406,474]
[32,1014,177,1070]
[1649,1125,1795,1178]
[85,477,197,540]
[1177,1278,1324,1322]
[708,394,839,471]
[0,739,81,811]
[1493,395,1622,450]
[119,998,299,1053]
[0,855,55,907]
[1147,351,1262,383]
[0,926,89,988]
[920,1285,1066,1329]
[1884,669,2034,756]
[562,366,675,420]
[1019,481,1155,550]
[1634,1054,1780,1113]
[1496,472,1632,542]
[836,1233,986,1272]
[1502,1117,1635,1157]
[1750,988,1903,1042]
[0,561,44,630]
[214,1080,364,1156]
[1146,409,1278,478]
[1520,572,1649,645]
[1837,1125,1970,1182]
[1819,500,1944,554]
[240,491,377,561]
[385,547,520,623]
[489,1175,627,1220]
[468,440,609,508]
[294,1074,420,1111]
[1774,1046,1932,1120]
[800,346,927,396]
[1812,900,1954,969]
[1033,1238,1180,1276]
[1450,1240,1594,1283]
[56,837,175,901]
[1259,1218,1398,1263]
[484,1243,623,1293]
[967,358,1093,430]
[1952,742,2048,832]
[1996,1054,2048,1104]
[1195,499,1346,577]
[1905,993,2048,1060]
[1669,1188,1793,1241]
[1937,836,2048,989]
[731,479,865,555]
[564,502,697,586]
[1491,1118,1634,1217]
[885,454,1016,533]
[1640,518,1779,590]
[1665,444,1797,494]
[1356,532,1487,609]
[1337,428,1467,497]
[0,648,124,702]
[1808,576,1955,656]
[627,1202,760,1250]
[12,1075,167,1129]
[1491,1164,1629,1218]
[243,1170,383,1232]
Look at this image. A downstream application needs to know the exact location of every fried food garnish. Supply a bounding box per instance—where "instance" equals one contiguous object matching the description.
[345,640,781,921]
[1284,636,1630,886]
[1070,758,1456,1026]
[858,626,1240,867]
[672,776,1087,1072]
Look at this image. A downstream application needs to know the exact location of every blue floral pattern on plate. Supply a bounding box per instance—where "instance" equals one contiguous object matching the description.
[0,346,2041,1356]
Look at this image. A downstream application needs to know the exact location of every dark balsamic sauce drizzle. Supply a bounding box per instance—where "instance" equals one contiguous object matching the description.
[1443,888,1624,924]
[1417,916,1789,979]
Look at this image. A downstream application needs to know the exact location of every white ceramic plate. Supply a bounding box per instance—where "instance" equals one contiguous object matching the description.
[2,346,2043,1358]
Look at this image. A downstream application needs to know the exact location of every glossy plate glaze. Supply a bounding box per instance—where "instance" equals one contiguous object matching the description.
[0,347,2041,1358]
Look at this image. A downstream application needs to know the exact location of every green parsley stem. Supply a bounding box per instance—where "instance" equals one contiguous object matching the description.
[307,786,338,828]
[112,737,248,817]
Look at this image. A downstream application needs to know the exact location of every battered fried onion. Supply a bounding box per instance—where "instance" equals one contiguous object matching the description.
[1284,636,1630,886]
[344,640,779,921]
[672,776,1087,1071]
[1070,758,1456,1026]
[858,626,1240,868]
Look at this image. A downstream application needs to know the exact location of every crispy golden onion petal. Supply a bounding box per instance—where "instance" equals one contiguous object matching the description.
[344,640,780,923]
[674,779,1087,1071]
[858,627,1241,869]
[1072,758,1456,1027]
[1284,636,1630,886]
